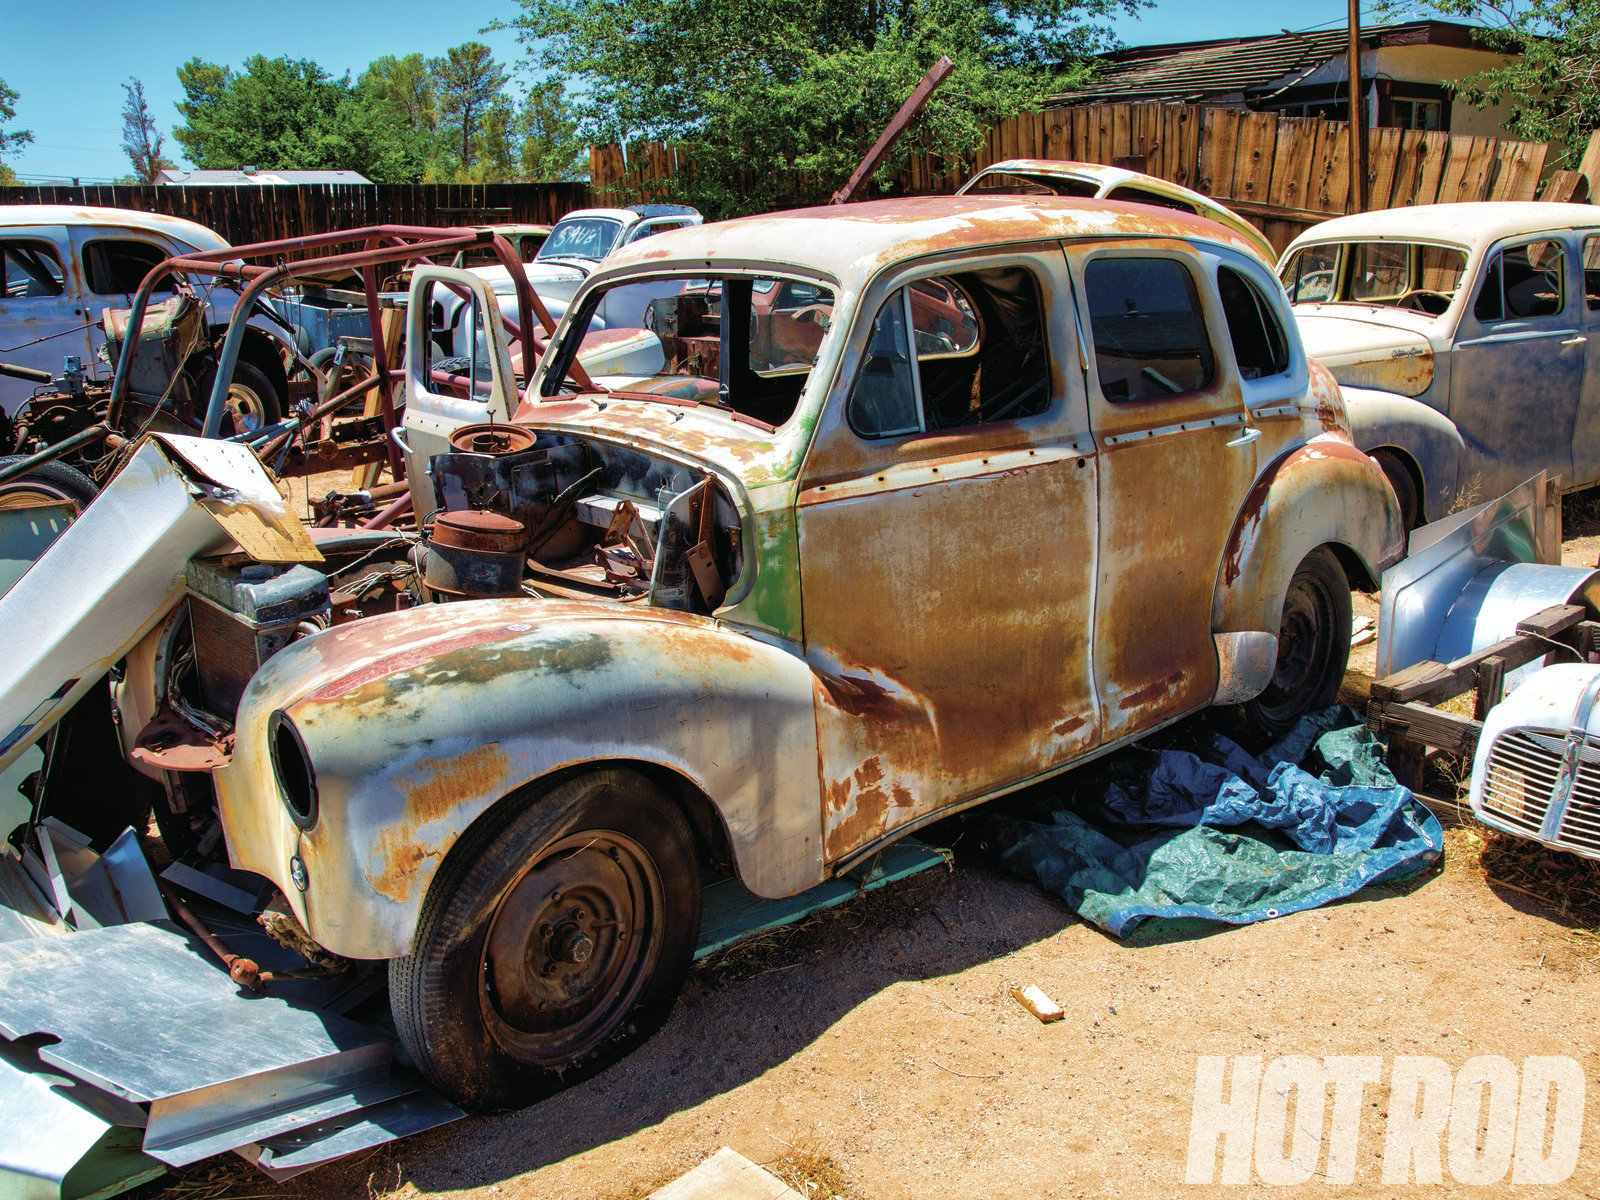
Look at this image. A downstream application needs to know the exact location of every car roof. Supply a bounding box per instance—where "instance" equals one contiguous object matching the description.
[1285,202,1600,253]
[597,195,1266,289]
[0,205,231,251]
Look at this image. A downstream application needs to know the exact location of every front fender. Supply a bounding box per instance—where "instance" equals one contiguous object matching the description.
[215,600,823,960]
[1341,384,1466,521]
[1211,438,1403,701]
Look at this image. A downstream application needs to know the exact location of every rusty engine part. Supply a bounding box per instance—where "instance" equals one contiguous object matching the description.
[185,559,332,718]
[422,509,528,600]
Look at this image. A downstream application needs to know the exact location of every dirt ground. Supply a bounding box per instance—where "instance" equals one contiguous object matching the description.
[150,495,1600,1200]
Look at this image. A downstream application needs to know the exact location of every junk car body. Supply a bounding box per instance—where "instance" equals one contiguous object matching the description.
[1278,202,1600,528]
[957,158,1277,263]
[0,206,292,423]
[41,196,1400,1112]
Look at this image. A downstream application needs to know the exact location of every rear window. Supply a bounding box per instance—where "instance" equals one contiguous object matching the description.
[1085,257,1214,401]
[82,238,176,295]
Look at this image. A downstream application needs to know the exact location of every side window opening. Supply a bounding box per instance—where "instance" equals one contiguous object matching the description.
[1477,241,1565,322]
[1585,235,1600,312]
[1218,266,1289,381]
[2,240,66,298]
[848,266,1051,439]
[82,239,176,295]
[1085,256,1215,401]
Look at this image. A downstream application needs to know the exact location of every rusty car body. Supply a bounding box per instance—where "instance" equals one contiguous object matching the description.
[8,195,1401,1117]
[957,158,1277,263]
[1278,202,1600,528]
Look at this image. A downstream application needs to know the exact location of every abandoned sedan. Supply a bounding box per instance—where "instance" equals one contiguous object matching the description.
[1278,202,1600,527]
[22,197,1401,1116]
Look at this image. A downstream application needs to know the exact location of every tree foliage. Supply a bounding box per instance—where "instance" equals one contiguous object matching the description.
[0,76,33,185]
[505,0,1141,214]
[121,77,175,184]
[1386,0,1600,166]
[431,42,509,171]
[169,45,574,184]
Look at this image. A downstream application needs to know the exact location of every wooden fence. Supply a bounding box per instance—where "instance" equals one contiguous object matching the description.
[0,182,594,249]
[592,103,1559,252]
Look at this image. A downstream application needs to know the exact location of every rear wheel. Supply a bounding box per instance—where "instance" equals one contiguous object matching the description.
[389,767,701,1112]
[194,361,281,436]
[1242,547,1352,738]
[0,454,99,513]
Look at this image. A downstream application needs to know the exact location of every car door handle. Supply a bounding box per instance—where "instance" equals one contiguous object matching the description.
[1227,426,1262,448]
[1563,336,1588,345]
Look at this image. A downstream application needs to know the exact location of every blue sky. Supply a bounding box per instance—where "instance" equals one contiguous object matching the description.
[3,1,1376,183]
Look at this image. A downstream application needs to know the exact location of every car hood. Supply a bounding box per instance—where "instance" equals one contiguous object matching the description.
[472,262,588,300]
[1293,309,1435,398]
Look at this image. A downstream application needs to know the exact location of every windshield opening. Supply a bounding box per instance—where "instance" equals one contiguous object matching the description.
[536,217,624,264]
[1281,240,1469,315]
[544,272,837,428]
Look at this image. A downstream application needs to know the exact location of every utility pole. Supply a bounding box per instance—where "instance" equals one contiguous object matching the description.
[1347,0,1367,212]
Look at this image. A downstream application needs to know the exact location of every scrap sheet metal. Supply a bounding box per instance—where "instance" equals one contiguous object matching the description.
[0,433,318,779]
[984,708,1444,938]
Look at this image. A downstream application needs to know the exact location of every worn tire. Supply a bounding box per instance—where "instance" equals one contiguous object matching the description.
[1373,449,1421,533]
[195,361,281,435]
[389,767,701,1112]
[0,454,99,513]
[1241,547,1352,739]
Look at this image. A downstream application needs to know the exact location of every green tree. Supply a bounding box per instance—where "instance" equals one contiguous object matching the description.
[516,80,586,180]
[431,42,509,171]
[504,0,1140,215]
[1382,0,1600,165]
[352,55,441,181]
[0,76,34,185]
[121,77,175,184]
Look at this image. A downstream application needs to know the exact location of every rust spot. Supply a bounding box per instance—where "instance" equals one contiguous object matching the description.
[368,743,512,903]
[821,673,903,720]
[1052,714,1088,738]
[1117,670,1186,712]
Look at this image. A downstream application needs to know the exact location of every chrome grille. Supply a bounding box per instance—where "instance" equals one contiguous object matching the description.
[1479,728,1600,856]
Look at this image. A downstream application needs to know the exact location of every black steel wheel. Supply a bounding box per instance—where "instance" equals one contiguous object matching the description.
[1242,547,1352,739]
[389,767,701,1112]
[0,454,99,513]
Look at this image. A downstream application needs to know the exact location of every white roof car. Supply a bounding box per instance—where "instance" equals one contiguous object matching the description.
[1278,202,1600,527]
[956,158,1277,263]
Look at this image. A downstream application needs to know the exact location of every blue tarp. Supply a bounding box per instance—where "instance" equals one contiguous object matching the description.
[987,709,1444,938]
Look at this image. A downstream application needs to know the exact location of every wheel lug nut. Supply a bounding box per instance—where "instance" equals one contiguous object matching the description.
[539,924,553,939]
[569,907,582,921]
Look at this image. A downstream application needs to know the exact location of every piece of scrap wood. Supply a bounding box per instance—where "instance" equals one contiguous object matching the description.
[1010,983,1065,1023]
[648,1147,801,1200]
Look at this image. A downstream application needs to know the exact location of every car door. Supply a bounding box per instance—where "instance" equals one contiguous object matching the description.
[1572,231,1600,487]
[71,231,182,372]
[796,249,1101,862]
[1452,235,1586,498]
[1067,240,1263,744]
[0,226,91,412]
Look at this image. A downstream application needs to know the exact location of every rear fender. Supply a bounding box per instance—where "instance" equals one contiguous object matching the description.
[1211,438,1403,702]
[215,601,823,960]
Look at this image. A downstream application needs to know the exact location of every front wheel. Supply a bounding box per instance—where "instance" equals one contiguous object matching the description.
[1241,547,1352,739]
[194,361,282,436]
[389,768,701,1111]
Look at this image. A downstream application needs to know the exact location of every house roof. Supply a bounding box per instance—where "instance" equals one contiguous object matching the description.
[1050,20,1495,105]
[154,169,373,185]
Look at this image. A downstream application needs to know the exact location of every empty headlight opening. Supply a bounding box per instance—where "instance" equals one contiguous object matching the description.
[270,710,319,830]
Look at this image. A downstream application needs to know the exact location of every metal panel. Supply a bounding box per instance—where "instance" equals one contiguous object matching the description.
[0,922,392,1167]
[0,503,73,598]
[1377,473,1566,677]
[0,1050,164,1200]
[236,1091,465,1180]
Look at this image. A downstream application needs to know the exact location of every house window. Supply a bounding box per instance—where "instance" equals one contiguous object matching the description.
[1392,99,1444,131]
[1085,257,1214,401]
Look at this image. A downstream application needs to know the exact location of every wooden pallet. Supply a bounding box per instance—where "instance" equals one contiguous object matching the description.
[1367,603,1600,788]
